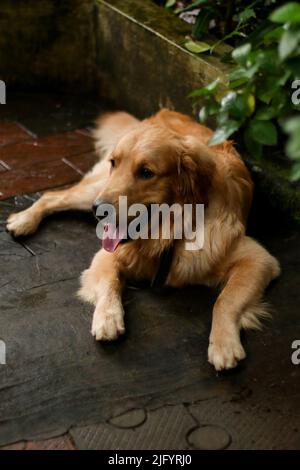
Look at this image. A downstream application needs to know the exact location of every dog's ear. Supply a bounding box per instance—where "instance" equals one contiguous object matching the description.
[176,135,216,204]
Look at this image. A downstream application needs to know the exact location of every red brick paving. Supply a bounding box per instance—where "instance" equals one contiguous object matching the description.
[0,122,33,147]
[0,123,98,200]
[0,434,76,451]
[0,162,8,172]
[0,130,94,170]
[63,151,99,175]
[0,158,80,199]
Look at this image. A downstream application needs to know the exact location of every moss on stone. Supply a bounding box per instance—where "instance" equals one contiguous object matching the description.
[98,0,231,75]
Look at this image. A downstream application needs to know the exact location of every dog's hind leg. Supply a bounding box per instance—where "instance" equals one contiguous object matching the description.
[6,160,109,237]
[208,236,280,371]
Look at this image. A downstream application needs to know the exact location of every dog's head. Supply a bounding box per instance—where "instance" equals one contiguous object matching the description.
[93,123,216,251]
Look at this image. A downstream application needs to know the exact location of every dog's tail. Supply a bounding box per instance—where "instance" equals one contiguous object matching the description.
[240,252,280,330]
[93,111,140,159]
[240,300,273,330]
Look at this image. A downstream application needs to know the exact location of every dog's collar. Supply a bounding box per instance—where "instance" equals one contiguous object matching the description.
[151,245,174,289]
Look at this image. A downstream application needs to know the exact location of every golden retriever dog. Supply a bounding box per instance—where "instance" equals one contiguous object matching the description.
[6,109,280,371]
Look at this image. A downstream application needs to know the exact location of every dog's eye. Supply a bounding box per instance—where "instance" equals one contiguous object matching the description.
[110,159,115,169]
[138,167,154,179]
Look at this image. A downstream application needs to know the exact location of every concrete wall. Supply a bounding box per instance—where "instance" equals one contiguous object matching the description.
[96,0,229,118]
[0,0,98,92]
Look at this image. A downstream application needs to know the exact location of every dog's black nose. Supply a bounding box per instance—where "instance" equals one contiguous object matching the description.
[92,199,111,220]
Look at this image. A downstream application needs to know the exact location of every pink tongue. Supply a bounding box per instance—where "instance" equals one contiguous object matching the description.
[102,223,126,252]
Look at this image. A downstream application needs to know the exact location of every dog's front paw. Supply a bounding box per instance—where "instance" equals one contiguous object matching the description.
[92,304,125,341]
[6,210,39,237]
[208,334,246,371]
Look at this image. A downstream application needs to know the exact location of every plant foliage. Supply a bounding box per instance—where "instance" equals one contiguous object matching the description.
[162,0,300,180]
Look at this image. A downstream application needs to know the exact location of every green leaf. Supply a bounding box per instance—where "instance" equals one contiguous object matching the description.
[255,49,279,73]
[175,0,208,14]
[271,88,288,111]
[245,20,278,49]
[244,127,263,159]
[229,77,250,88]
[291,163,300,181]
[217,109,230,126]
[199,106,208,123]
[188,78,220,98]
[229,64,259,83]
[165,0,176,8]
[255,105,279,120]
[286,57,300,75]
[257,77,281,104]
[192,9,214,40]
[199,101,219,122]
[282,116,300,134]
[232,43,251,65]
[235,7,256,24]
[247,94,256,115]
[220,92,252,120]
[270,2,300,24]
[279,29,300,60]
[184,40,211,54]
[279,70,292,86]
[264,26,284,43]
[248,120,278,146]
[286,132,300,160]
[221,91,238,108]
[208,120,240,146]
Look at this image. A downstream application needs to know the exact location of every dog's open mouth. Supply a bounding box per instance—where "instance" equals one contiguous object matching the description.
[102,223,127,252]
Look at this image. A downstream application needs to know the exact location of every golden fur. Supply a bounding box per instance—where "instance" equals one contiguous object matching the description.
[7,109,280,370]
